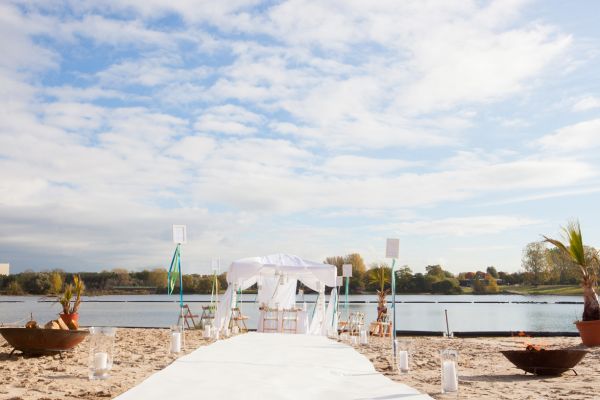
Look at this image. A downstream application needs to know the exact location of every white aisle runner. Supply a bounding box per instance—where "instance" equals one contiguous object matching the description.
[115,333,432,400]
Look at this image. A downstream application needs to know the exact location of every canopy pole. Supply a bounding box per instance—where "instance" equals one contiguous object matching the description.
[345,276,350,321]
[391,258,397,356]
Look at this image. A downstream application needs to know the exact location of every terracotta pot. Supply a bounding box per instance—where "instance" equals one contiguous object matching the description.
[575,320,600,346]
[59,313,79,327]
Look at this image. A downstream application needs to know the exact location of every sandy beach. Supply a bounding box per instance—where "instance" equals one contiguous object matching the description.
[1,330,599,400]
[355,335,600,400]
[0,328,211,400]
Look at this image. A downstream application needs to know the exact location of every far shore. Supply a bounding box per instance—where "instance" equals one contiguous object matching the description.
[0,284,586,297]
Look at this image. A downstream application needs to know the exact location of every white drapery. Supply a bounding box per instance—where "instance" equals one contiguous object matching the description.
[215,254,337,335]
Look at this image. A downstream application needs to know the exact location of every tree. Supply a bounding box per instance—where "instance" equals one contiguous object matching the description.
[345,253,367,293]
[426,265,444,279]
[395,266,413,292]
[486,266,498,279]
[486,274,500,293]
[49,271,63,295]
[472,278,486,294]
[326,254,367,293]
[431,279,462,294]
[544,221,600,321]
[7,280,24,295]
[147,268,168,290]
[521,242,548,285]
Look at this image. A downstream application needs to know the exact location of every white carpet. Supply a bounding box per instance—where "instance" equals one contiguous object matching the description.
[115,333,432,400]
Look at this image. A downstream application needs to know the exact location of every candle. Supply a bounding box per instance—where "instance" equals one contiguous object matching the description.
[203,325,211,338]
[442,360,458,392]
[359,330,368,345]
[170,332,181,353]
[94,352,108,370]
[398,350,409,372]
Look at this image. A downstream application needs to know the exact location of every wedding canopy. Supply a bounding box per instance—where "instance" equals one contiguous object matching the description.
[215,254,338,335]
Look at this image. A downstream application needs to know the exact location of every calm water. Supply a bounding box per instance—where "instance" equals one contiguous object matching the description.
[0,294,583,332]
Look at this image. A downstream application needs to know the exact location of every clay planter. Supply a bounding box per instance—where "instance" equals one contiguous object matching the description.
[575,319,600,346]
[59,312,79,327]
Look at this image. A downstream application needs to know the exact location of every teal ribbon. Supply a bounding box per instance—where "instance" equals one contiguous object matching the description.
[167,244,183,308]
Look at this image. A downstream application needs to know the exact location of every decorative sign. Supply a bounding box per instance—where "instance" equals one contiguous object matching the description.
[336,276,344,287]
[211,257,220,272]
[172,225,187,244]
[342,264,353,278]
[386,238,399,258]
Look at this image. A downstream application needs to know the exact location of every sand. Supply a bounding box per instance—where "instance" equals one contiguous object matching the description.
[353,335,600,400]
[1,330,599,400]
[0,328,211,400]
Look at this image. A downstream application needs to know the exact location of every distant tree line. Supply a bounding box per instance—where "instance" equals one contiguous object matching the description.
[2,243,592,296]
[0,269,228,296]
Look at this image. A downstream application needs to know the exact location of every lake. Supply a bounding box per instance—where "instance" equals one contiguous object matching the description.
[0,294,583,332]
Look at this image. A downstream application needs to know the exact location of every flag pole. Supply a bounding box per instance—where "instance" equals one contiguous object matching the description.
[391,258,397,356]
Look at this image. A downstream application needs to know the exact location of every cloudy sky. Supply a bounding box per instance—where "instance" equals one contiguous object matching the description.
[1,0,600,274]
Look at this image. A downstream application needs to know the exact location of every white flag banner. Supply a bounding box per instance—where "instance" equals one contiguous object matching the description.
[173,225,187,244]
[386,238,399,258]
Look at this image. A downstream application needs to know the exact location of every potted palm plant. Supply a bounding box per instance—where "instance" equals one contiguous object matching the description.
[368,265,391,322]
[59,275,85,328]
[544,221,600,346]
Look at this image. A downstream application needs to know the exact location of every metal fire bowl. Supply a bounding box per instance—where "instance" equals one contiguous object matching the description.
[0,327,89,356]
[501,349,588,376]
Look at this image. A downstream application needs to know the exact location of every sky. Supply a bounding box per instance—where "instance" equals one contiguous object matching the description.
[1,0,600,275]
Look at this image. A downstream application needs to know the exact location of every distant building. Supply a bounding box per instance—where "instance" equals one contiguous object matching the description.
[0,263,8,275]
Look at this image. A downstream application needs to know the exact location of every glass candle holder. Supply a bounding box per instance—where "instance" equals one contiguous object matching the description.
[340,331,349,342]
[88,327,116,380]
[170,325,182,354]
[359,329,368,345]
[351,334,358,346]
[440,349,459,393]
[327,327,338,339]
[394,339,411,373]
[203,324,212,339]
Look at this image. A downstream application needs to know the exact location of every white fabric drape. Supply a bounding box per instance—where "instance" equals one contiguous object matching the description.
[324,289,338,335]
[216,254,337,335]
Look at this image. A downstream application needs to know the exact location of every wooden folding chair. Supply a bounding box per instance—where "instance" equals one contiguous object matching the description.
[281,309,298,334]
[348,312,364,336]
[262,308,279,333]
[178,304,200,329]
[229,307,249,333]
[200,305,216,328]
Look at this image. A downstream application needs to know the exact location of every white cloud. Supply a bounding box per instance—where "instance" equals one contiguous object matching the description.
[0,0,598,272]
[392,215,539,236]
[536,119,600,152]
[194,105,263,136]
[319,155,416,177]
[572,96,600,112]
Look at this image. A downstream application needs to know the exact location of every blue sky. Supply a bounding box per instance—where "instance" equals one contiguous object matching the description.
[1,0,600,274]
